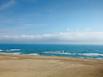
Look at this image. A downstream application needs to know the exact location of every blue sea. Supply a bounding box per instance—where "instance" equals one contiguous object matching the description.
[0,44,103,59]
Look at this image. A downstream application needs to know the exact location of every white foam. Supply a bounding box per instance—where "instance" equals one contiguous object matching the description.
[80,53,103,56]
[7,49,21,52]
[43,51,73,55]
[43,51,103,57]
[0,49,3,51]
[0,49,21,52]
[0,52,21,55]
[28,53,39,56]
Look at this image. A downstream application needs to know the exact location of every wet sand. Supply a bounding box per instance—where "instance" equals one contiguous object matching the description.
[0,55,103,77]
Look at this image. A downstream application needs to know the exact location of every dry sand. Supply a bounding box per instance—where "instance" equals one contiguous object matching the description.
[0,55,103,77]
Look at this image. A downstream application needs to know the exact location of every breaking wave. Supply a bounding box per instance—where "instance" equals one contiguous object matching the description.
[43,51,103,57]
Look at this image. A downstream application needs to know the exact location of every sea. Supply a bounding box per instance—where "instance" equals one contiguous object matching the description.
[0,44,103,59]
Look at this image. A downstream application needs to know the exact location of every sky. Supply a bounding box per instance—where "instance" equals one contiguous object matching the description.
[0,0,103,44]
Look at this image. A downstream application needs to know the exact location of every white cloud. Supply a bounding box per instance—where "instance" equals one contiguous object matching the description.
[0,32,103,44]
[0,0,15,10]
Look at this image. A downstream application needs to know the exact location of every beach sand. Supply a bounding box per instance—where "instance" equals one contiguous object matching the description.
[0,55,103,77]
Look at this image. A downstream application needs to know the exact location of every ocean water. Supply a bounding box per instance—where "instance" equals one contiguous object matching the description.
[0,44,103,59]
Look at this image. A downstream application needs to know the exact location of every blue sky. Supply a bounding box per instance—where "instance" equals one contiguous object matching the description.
[0,0,103,44]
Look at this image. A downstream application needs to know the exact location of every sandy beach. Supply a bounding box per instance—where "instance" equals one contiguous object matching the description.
[0,55,103,77]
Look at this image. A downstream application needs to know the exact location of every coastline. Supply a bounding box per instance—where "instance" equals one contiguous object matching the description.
[0,54,103,77]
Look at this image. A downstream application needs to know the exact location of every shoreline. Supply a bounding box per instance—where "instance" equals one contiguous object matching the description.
[0,53,103,60]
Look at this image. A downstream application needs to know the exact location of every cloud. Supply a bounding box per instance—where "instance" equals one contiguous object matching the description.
[0,32,103,44]
[0,0,15,10]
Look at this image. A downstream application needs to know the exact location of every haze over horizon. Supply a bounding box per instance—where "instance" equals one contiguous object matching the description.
[0,0,103,44]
